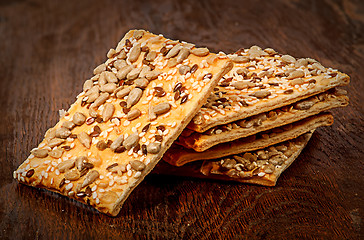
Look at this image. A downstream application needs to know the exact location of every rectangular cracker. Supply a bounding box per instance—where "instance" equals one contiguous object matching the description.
[153,131,313,186]
[188,46,350,133]
[13,29,233,216]
[163,113,333,166]
[178,88,348,151]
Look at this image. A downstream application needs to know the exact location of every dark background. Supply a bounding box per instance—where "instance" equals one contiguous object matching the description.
[0,0,363,239]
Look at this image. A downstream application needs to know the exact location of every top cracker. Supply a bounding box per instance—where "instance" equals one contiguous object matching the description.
[188,46,350,132]
[14,30,233,216]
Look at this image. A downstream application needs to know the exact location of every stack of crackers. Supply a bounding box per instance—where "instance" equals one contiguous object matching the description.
[13,30,349,216]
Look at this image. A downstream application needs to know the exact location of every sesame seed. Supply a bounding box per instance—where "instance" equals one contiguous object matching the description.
[92,192,97,199]
[127,170,132,176]
[65,183,73,191]
[109,180,115,187]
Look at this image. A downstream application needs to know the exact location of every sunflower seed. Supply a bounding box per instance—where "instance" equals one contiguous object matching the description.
[70,113,86,127]
[31,148,49,158]
[74,156,87,171]
[127,108,141,121]
[312,62,325,72]
[110,136,124,151]
[166,44,181,58]
[54,127,71,139]
[145,70,161,80]
[105,71,118,83]
[231,56,249,63]
[126,88,143,108]
[176,47,190,63]
[57,159,76,173]
[113,60,127,70]
[83,80,93,92]
[128,43,141,62]
[179,65,190,75]
[130,160,146,171]
[123,132,139,150]
[147,142,161,154]
[86,91,99,103]
[167,58,178,68]
[231,81,249,90]
[64,168,81,181]
[107,48,116,58]
[47,138,65,148]
[98,72,107,86]
[287,70,305,80]
[88,106,98,118]
[206,55,217,64]
[78,132,91,148]
[102,103,115,122]
[295,58,309,68]
[252,90,271,99]
[61,121,75,130]
[127,67,141,80]
[294,99,316,110]
[281,55,296,64]
[117,65,133,80]
[93,63,106,75]
[48,148,64,158]
[81,170,99,188]
[117,49,127,59]
[148,104,157,121]
[264,48,277,55]
[134,78,149,89]
[116,87,131,99]
[153,103,171,115]
[133,30,144,40]
[92,93,109,108]
[44,128,56,141]
[145,51,157,62]
[100,83,117,93]
[289,78,305,86]
[191,47,209,57]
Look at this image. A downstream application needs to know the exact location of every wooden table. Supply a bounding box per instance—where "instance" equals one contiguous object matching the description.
[0,0,362,239]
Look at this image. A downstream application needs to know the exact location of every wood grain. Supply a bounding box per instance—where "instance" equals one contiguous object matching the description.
[0,0,362,239]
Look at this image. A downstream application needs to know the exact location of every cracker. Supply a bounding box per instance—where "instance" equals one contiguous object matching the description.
[13,30,233,216]
[164,113,333,166]
[178,88,348,151]
[188,46,350,133]
[153,131,313,186]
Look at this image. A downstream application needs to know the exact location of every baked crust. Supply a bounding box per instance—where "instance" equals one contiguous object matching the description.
[154,131,314,186]
[164,113,333,166]
[188,46,349,133]
[13,30,232,216]
[178,89,348,151]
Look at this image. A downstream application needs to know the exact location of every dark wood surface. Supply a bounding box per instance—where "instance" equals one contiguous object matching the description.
[0,0,363,239]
